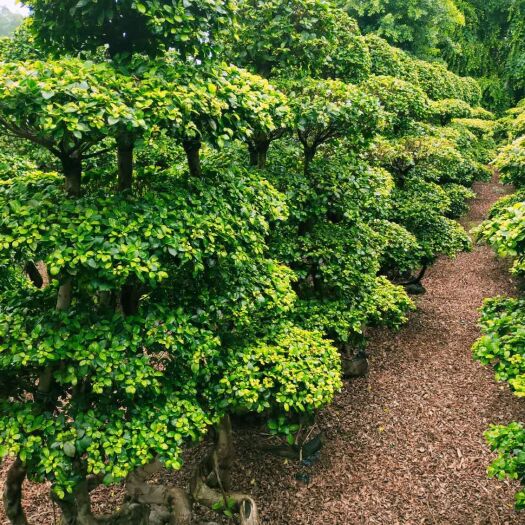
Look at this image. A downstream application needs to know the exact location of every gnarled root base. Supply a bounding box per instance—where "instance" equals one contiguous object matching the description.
[191,472,259,525]
[54,481,150,525]
[126,461,192,525]
[190,416,260,525]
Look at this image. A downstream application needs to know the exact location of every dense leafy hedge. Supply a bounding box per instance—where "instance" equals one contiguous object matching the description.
[474,99,525,509]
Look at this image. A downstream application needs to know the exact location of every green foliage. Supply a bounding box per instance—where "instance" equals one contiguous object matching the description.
[475,201,525,275]
[0,59,169,157]
[492,136,525,187]
[212,326,342,414]
[363,33,482,106]
[232,0,370,81]
[430,98,473,125]
[0,19,44,62]
[485,422,525,509]
[283,77,382,155]
[262,140,414,345]
[391,179,471,261]
[473,297,525,396]
[451,117,496,138]
[162,62,291,148]
[362,75,429,133]
[443,183,476,218]
[443,0,525,110]
[373,219,423,275]
[412,59,481,105]
[346,0,465,58]
[364,33,419,82]
[25,0,236,58]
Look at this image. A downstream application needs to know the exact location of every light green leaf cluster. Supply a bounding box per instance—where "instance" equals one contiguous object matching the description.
[485,422,525,510]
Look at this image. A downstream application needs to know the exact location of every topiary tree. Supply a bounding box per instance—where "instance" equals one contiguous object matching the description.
[492,136,525,186]
[366,133,474,283]
[362,75,430,134]
[0,6,345,525]
[0,67,343,524]
[230,0,370,81]
[282,77,382,173]
[25,0,236,58]
[264,139,414,351]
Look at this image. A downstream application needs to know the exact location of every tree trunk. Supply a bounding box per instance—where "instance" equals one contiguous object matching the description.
[55,481,150,525]
[117,134,134,191]
[183,139,202,178]
[303,146,316,175]
[206,415,234,491]
[120,283,141,316]
[248,137,270,169]
[3,459,28,525]
[61,157,82,197]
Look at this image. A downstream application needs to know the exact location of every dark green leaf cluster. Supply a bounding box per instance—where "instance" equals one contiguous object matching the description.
[230,0,370,81]
[25,0,236,58]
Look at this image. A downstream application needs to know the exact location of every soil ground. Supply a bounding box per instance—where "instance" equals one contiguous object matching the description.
[1,177,524,524]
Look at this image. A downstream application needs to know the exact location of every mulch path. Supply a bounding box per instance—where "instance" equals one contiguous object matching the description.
[2,177,524,524]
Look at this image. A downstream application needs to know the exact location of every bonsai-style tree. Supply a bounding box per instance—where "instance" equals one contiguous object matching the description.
[282,77,382,173]
[25,0,236,58]
[362,75,430,134]
[0,59,343,525]
[0,5,343,525]
[230,0,371,81]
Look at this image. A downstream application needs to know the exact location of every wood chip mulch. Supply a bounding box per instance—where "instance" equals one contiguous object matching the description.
[2,177,524,524]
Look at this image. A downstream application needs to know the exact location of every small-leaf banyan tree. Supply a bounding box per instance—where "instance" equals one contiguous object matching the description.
[259,77,415,352]
[230,0,371,81]
[0,3,343,524]
[224,0,417,352]
[283,77,382,175]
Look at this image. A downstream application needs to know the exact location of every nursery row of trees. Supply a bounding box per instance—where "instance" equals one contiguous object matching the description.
[0,1,497,523]
[473,98,525,509]
[343,0,525,111]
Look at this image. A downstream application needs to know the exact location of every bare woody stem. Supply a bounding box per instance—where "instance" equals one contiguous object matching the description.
[117,133,134,191]
[183,138,202,178]
[3,458,28,525]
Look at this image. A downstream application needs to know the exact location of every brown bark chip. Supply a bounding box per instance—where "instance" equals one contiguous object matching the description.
[1,178,524,524]
[227,178,525,525]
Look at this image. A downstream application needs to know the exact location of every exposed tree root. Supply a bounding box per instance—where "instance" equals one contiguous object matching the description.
[191,415,260,525]
[126,461,192,525]
[53,479,150,525]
